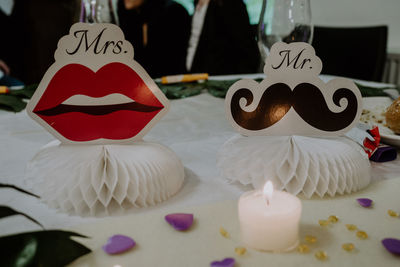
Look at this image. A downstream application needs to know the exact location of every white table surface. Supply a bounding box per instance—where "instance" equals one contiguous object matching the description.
[69,178,400,267]
[0,75,399,244]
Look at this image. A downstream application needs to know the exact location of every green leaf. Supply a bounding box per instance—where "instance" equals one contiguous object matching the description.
[355,83,400,98]
[157,82,203,99]
[355,82,388,97]
[14,236,37,267]
[0,95,26,112]
[0,184,39,198]
[0,230,91,267]
[0,84,38,112]
[9,84,38,99]
[206,79,240,98]
[0,206,43,228]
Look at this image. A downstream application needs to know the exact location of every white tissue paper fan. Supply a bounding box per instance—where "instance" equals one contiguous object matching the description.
[26,140,184,216]
[217,135,371,198]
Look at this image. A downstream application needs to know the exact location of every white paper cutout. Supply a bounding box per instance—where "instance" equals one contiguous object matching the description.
[26,140,184,216]
[27,22,169,145]
[225,42,363,137]
[217,135,371,198]
[24,23,185,215]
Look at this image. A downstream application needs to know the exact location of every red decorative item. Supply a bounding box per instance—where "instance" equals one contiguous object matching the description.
[363,126,380,157]
[27,23,169,144]
[33,63,163,142]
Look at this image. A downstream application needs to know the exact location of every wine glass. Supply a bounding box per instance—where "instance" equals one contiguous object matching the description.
[80,0,118,24]
[257,0,313,67]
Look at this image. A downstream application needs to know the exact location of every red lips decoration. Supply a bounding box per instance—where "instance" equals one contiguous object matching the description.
[32,62,164,142]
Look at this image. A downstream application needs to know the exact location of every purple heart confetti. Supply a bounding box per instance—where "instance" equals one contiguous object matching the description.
[357,198,373,208]
[382,238,400,255]
[210,257,235,267]
[102,234,136,255]
[165,213,194,231]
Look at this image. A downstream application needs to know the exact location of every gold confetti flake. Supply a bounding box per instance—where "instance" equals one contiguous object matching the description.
[342,243,355,252]
[345,224,357,231]
[388,209,399,217]
[235,247,247,256]
[315,250,328,261]
[297,244,310,254]
[305,235,317,244]
[318,219,329,226]
[328,215,339,223]
[219,227,230,238]
[356,230,368,239]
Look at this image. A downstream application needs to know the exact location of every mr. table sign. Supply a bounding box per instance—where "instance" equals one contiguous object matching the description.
[27,23,169,144]
[225,42,362,137]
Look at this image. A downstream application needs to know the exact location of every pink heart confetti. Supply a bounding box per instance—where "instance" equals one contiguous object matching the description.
[382,238,400,255]
[210,257,235,267]
[357,198,373,208]
[165,213,194,231]
[102,234,136,255]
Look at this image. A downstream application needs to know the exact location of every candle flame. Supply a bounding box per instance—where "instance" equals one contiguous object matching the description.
[263,181,274,205]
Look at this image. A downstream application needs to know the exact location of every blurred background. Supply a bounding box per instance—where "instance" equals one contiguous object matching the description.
[175,0,400,49]
[0,0,399,86]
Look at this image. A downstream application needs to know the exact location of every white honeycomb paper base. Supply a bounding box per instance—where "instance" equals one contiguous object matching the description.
[217,135,371,198]
[26,140,184,216]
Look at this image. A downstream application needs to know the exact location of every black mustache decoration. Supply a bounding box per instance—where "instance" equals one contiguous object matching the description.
[230,83,358,132]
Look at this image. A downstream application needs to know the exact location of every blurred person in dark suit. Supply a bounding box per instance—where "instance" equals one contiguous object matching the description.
[0,7,24,86]
[118,0,191,78]
[0,58,24,87]
[6,0,80,84]
[187,0,260,75]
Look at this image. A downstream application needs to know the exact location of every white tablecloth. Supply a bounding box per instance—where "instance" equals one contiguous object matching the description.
[69,178,400,267]
[0,74,399,237]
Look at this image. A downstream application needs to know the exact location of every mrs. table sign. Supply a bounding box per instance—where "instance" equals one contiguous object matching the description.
[25,23,183,216]
[27,23,169,144]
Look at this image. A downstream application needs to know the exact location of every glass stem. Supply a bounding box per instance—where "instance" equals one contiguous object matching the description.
[257,0,268,72]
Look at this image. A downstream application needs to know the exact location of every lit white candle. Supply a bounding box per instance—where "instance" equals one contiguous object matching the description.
[238,181,302,252]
